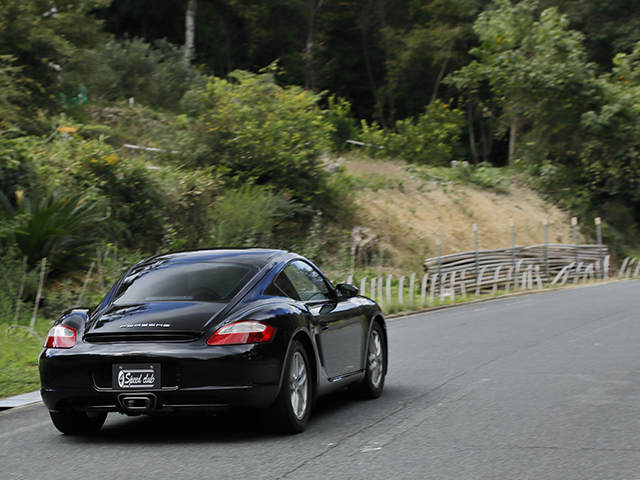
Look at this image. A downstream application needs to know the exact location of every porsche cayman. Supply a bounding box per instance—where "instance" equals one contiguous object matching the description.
[39,249,387,434]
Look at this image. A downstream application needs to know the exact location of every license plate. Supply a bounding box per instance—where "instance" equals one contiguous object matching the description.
[112,364,160,390]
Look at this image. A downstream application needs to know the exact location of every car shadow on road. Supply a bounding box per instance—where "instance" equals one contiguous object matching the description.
[58,386,401,444]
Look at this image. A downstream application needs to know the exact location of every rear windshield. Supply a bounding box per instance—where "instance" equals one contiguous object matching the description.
[113,262,258,304]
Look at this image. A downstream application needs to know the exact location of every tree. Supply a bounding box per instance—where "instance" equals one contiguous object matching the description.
[381,0,489,125]
[0,0,108,107]
[305,0,329,91]
[446,0,597,166]
[578,44,640,208]
[178,68,333,208]
[185,0,197,66]
[540,0,640,69]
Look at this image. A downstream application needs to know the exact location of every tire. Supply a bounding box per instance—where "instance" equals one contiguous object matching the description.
[350,322,386,399]
[269,340,312,434]
[49,411,107,435]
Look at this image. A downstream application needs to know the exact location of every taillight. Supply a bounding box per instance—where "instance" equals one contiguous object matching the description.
[206,321,276,346]
[44,325,77,349]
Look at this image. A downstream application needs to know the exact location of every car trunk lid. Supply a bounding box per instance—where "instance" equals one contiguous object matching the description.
[84,302,225,342]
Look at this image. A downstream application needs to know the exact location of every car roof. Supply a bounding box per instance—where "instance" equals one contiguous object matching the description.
[142,249,290,269]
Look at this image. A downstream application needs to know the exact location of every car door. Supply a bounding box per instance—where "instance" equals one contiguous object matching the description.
[280,260,364,379]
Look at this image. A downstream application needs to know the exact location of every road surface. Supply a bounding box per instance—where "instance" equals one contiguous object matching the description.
[3,280,640,479]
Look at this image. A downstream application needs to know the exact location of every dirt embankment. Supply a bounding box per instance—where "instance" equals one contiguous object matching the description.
[341,158,580,272]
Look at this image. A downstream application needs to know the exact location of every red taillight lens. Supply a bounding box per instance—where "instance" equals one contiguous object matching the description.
[206,321,276,346]
[44,325,77,349]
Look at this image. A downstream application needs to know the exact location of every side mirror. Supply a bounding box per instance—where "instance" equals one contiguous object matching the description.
[336,283,359,299]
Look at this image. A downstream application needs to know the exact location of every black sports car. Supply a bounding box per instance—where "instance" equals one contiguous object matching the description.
[39,249,387,434]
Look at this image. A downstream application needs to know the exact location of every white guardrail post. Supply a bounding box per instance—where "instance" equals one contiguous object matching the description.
[370,277,376,302]
[409,273,416,307]
[420,273,429,306]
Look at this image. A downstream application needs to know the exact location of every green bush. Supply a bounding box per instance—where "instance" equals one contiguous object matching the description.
[158,165,223,250]
[0,190,104,272]
[450,162,511,193]
[81,154,168,250]
[0,136,37,198]
[0,55,30,134]
[176,69,334,209]
[68,104,175,149]
[359,100,465,165]
[208,185,278,248]
[30,137,169,251]
[326,95,358,152]
[5,134,225,255]
[61,37,201,108]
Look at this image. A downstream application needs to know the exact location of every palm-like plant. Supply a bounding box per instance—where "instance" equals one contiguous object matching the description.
[0,191,104,272]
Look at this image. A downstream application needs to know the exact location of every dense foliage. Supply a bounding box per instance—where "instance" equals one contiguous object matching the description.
[60,37,200,108]
[177,69,333,205]
[360,101,465,165]
[3,0,640,333]
[440,0,640,247]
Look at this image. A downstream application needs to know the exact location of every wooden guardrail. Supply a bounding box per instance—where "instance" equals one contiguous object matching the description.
[423,244,609,284]
[342,244,615,308]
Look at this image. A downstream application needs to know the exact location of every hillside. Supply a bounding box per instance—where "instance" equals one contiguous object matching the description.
[339,157,579,273]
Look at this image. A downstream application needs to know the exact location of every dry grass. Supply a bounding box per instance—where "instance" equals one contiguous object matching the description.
[336,155,579,273]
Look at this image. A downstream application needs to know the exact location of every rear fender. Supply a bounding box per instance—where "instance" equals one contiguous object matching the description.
[53,309,91,336]
[276,328,318,400]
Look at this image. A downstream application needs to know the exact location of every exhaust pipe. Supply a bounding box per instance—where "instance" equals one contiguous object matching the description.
[117,394,156,413]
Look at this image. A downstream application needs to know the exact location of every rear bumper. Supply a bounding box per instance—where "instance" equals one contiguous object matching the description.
[39,341,285,414]
[40,384,280,414]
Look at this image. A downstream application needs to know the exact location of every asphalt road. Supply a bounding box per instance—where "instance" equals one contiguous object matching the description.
[3,280,640,479]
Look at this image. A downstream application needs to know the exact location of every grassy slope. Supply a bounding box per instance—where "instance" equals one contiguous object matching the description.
[0,320,50,398]
[322,155,580,279]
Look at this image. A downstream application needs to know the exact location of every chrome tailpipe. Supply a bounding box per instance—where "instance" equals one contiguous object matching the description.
[117,393,156,414]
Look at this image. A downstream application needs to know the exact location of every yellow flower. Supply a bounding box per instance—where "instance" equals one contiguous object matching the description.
[59,126,78,134]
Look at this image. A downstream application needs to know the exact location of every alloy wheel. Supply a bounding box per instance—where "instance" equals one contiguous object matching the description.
[289,351,309,420]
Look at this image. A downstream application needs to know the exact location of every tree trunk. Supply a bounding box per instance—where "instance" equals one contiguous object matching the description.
[481,108,494,161]
[376,0,394,126]
[430,45,452,105]
[184,0,197,67]
[219,0,233,74]
[305,0,323,91]
[467,101,479,165]
[508,116,518,166]
[361,19,386,129]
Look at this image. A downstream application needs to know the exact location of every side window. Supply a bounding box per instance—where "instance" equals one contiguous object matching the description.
[282,261,331,302]
[275,271,301,300]
[265,269,301,300]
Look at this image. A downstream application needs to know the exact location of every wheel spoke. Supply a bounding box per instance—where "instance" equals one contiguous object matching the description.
[368,331,384,388]
[289,351,308,419]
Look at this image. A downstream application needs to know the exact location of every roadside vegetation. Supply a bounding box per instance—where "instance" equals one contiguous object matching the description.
[3,0,640,397]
